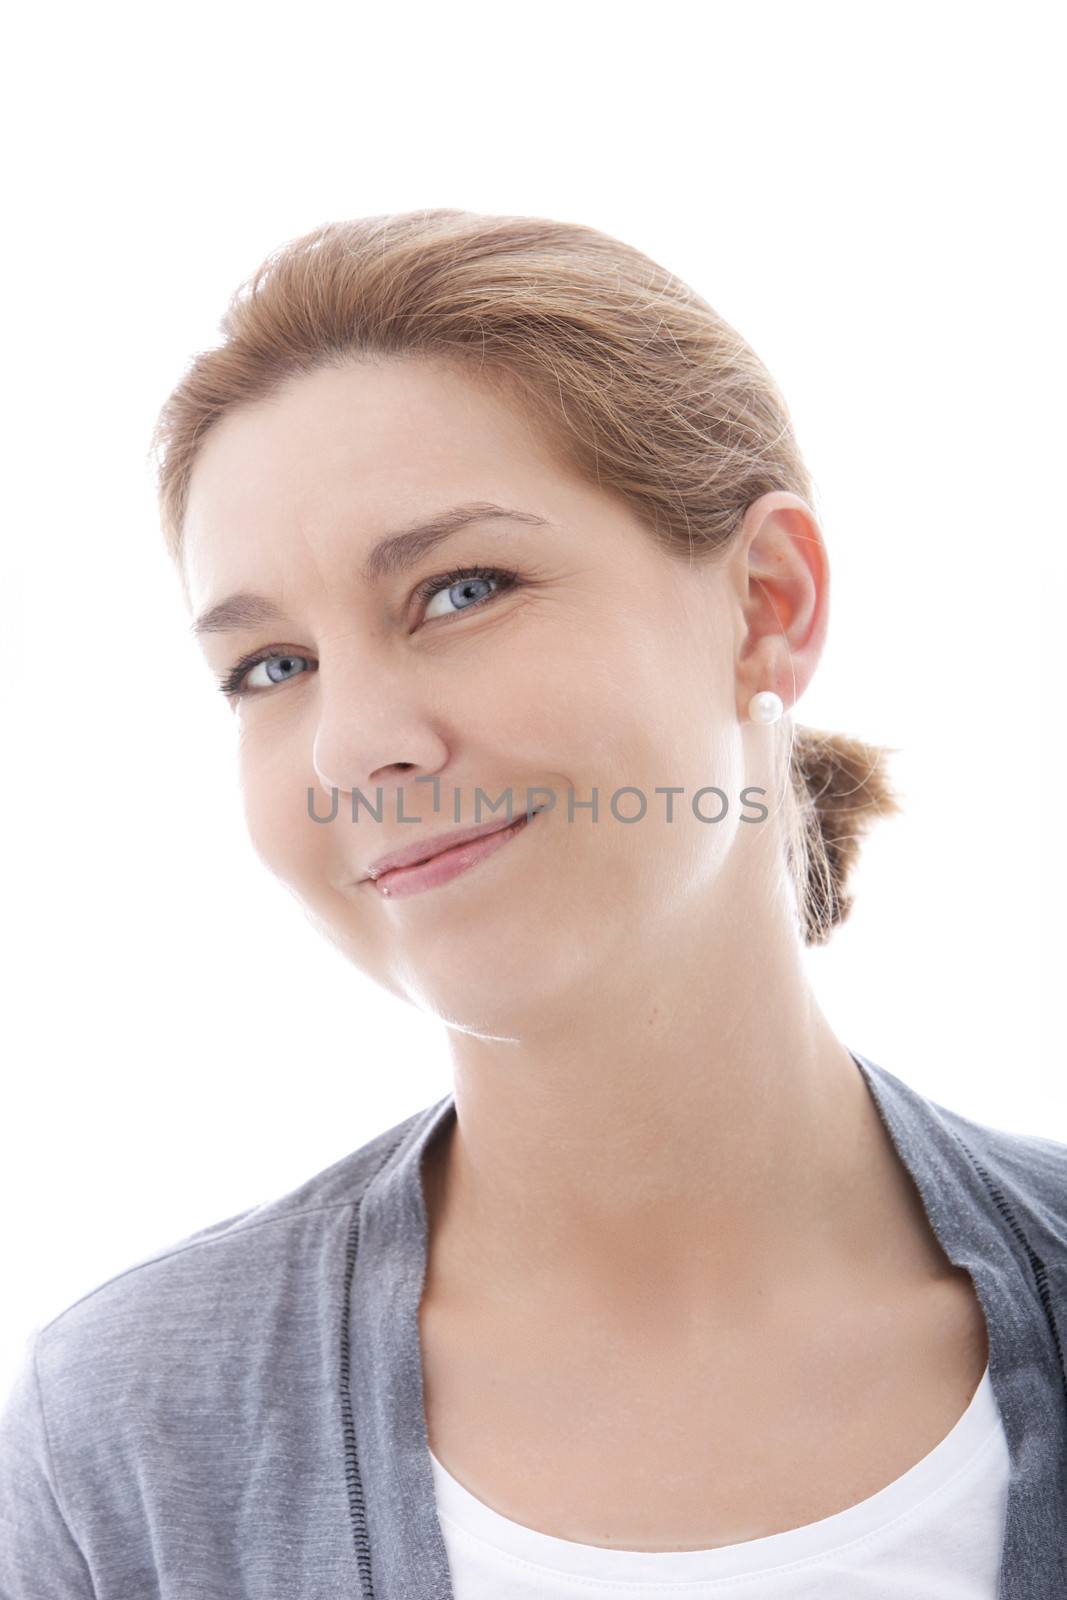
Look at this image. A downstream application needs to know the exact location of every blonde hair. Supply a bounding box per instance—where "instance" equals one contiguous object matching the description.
[150,208,901,945]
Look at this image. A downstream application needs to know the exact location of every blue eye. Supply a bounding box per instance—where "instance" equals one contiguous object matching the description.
[218,651,313,700]
[418,564,516,620]
[216,564,521,700]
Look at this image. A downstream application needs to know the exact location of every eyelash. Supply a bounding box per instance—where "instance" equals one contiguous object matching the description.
[216,563,522,700]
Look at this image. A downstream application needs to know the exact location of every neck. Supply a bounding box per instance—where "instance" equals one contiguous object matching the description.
[421,884,938,1328]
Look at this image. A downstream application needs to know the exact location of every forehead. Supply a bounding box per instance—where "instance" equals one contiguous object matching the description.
[182,358,568,594]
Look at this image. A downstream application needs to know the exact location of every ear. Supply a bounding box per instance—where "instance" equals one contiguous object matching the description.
[730,491,830,718]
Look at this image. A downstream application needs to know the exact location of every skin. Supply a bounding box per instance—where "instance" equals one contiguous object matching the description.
[182,356,988,1547]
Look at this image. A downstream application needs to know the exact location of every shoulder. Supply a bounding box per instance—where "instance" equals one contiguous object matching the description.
[856,1049,1067,1256]
[0,1099,443,1587]
[935,1094,1067,1248]
[20,1098,437,1439]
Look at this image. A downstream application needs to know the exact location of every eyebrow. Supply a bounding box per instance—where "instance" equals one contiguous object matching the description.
[190,501,554,638]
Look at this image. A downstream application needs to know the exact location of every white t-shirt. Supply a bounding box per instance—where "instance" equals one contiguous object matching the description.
[428,1363,1010,1597]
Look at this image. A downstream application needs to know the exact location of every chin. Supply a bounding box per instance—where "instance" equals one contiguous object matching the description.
[405,953,581,1039]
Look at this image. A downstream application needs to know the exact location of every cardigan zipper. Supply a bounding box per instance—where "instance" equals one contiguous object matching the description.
[341,1128,412,1599]
[341,1198,375,1596]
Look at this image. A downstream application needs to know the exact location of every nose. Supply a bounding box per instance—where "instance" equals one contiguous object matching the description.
[309,652,449,805]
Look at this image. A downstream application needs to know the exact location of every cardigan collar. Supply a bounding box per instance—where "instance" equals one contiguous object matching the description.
[346,1048,1067,1598]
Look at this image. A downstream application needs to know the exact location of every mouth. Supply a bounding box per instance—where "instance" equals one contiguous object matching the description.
[365,807,546,899]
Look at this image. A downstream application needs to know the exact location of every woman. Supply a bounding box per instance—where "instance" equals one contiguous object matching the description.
[1,209,1064,1598]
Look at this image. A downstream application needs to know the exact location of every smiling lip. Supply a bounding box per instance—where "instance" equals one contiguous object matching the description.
[363,808,544,897]
[364,810,544,880]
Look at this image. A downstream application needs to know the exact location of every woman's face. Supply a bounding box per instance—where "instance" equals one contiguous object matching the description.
[183,357,763,1032]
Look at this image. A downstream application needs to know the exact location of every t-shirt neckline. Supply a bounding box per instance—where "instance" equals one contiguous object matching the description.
[426,1362,1000,1581]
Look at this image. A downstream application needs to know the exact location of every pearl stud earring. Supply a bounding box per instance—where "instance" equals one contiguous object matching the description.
[748,690,784,725]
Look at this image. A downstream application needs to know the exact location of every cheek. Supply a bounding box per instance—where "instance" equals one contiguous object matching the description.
[589,676,745,887]
[236,731,331,886]
[597,660,741,803]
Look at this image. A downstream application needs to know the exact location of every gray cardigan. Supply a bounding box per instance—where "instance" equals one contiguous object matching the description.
[1,1048,1065,1598]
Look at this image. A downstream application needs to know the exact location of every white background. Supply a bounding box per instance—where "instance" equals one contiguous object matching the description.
[3,2,1064,1397]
